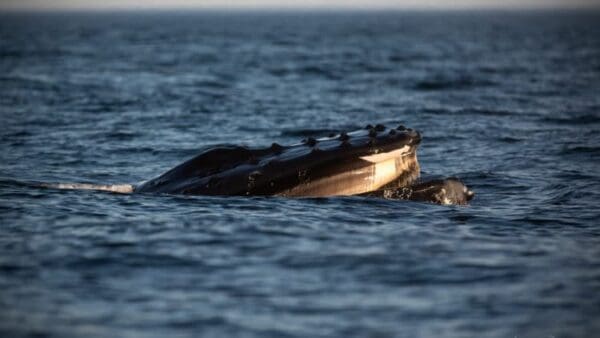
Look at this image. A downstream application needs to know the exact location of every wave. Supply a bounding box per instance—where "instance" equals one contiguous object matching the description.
[413,75,495,91]
[541,113,600,125]
[418,107,517,117]
[560,145,600,155]
[267,65,341,80]
[279,128,343,138]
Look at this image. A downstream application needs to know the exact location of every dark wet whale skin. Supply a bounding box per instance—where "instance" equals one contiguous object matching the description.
[371,177,475,205]
[135,124,421,196]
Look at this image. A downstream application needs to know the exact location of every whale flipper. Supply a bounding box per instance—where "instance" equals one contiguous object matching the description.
[39,182,134,194]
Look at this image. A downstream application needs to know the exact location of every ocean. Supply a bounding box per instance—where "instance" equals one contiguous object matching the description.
[1,10,600,337]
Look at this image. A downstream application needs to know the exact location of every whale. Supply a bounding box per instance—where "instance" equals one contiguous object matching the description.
[40,123,474,205]
[135,124,421,196]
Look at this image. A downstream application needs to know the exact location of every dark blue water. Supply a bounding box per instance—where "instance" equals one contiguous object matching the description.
[1,10,600,337]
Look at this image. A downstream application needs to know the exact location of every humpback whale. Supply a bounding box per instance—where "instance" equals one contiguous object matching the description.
[135,124,421,196]
[43,124,474,205]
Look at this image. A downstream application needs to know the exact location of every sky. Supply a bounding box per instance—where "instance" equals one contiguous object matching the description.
[1,0,599,11]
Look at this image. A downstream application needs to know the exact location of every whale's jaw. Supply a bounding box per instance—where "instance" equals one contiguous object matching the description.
[278,145,419,197]
[135,124,421,197]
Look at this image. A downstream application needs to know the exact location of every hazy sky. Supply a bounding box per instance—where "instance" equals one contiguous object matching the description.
[1,0,599,10]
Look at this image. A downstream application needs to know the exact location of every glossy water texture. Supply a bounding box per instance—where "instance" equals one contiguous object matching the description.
[1,11,600,338]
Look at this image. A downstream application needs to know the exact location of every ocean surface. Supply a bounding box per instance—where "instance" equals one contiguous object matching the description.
[1,10,600,337]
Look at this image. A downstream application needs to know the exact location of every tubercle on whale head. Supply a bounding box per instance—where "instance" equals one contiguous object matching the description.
[308,124,421,157]
[302,137,318,147]
[271,123,421,160]
[292,123,419,160]
[270,143,284,154]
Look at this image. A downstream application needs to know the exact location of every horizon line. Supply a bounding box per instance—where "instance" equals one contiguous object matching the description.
[1,1,600,13]
[2,6,600,14]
